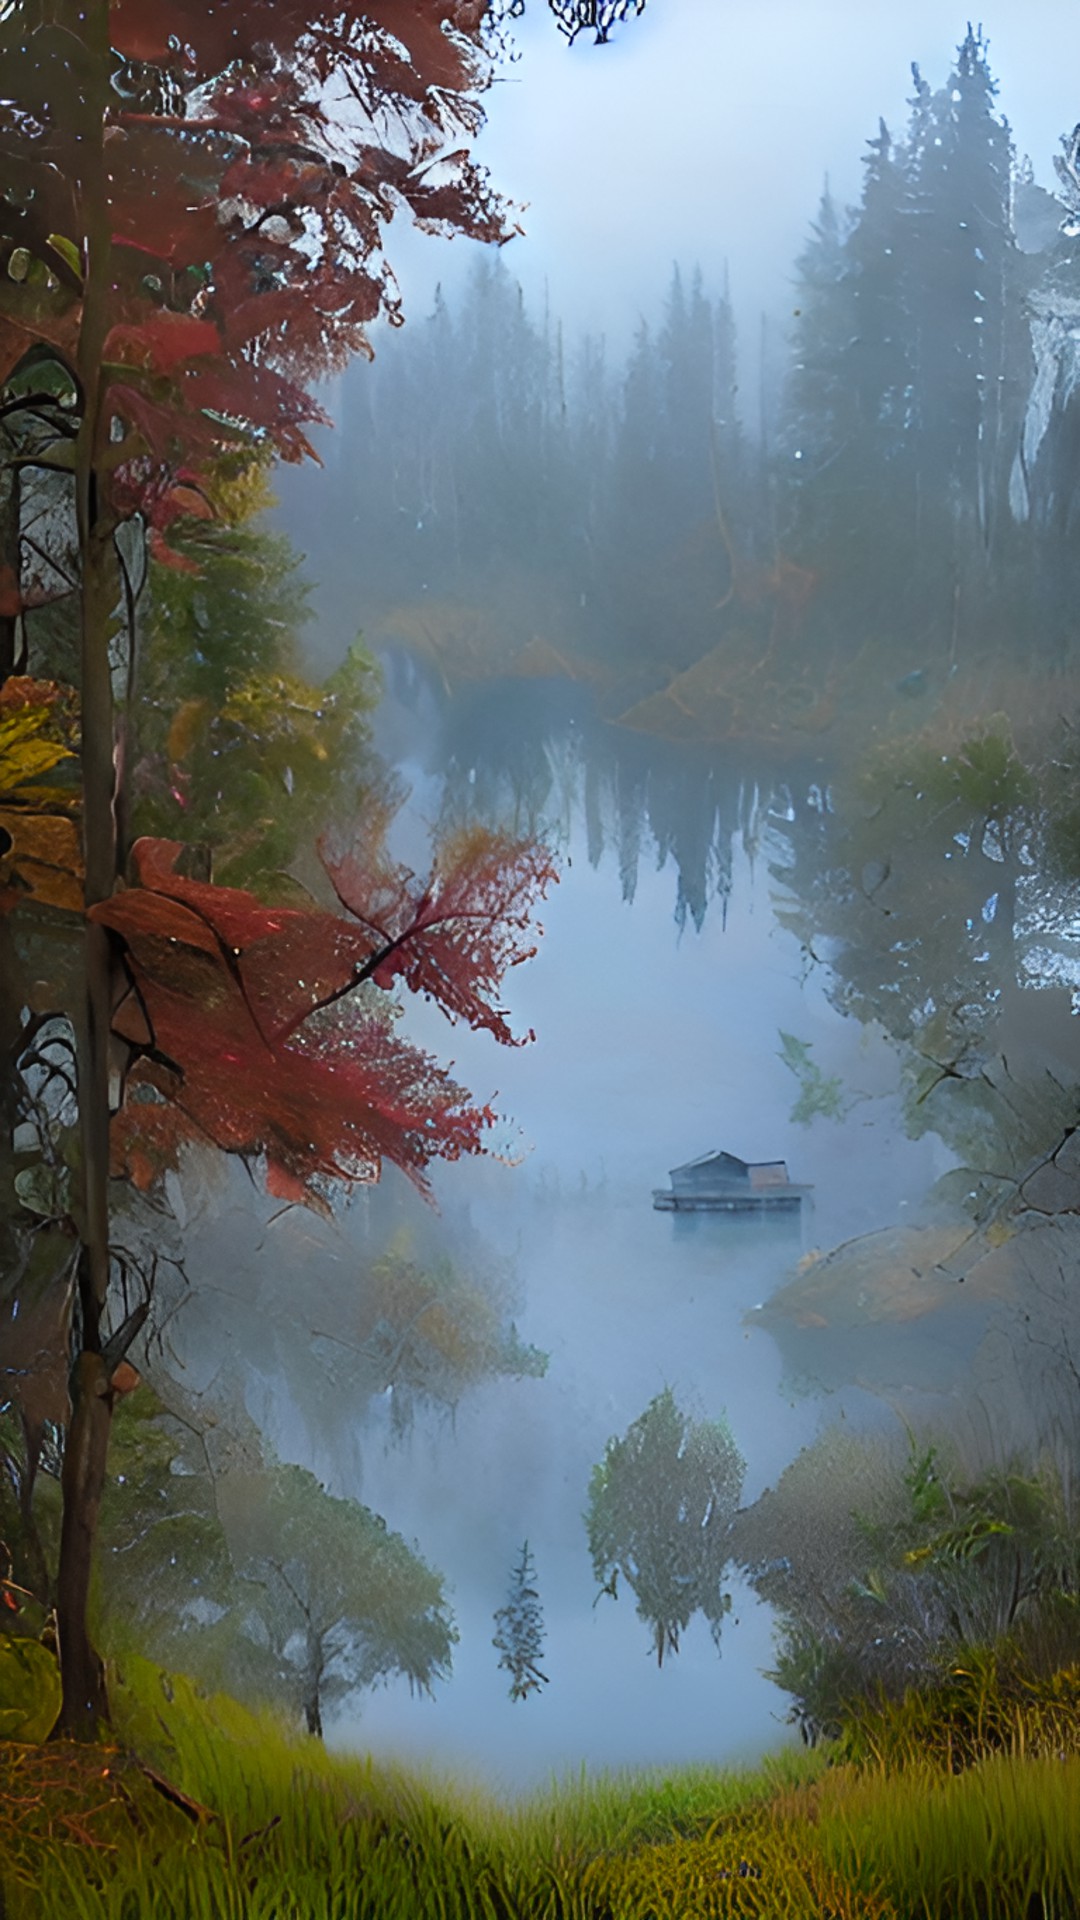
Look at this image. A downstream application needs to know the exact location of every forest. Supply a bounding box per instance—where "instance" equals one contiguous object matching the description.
[5,5,1080,1916]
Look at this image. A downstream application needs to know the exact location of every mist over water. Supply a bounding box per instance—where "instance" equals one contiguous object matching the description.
[310,775,948,1788]
[158,729,952,1785]
[94,3,1080,1786]
[263,5,1080,1775]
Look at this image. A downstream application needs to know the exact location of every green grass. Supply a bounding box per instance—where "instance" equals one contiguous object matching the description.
[809,1753,1080,1919]
[4,1656,1080,1918]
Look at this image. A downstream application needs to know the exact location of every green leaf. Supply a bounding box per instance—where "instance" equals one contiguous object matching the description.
[848,1570,888,1604]
[45,233,83,281]
[14,1161,71,1219]
[0,1633,62,1743]
[778,1030,848,1125]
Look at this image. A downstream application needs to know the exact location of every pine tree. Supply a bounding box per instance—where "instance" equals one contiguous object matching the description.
[711,264,744,513]
[779,181,856,552]
[779,32,1028,659]
[847,120,913,461]
[1008,130,1080,655]
[492,1540,549,1701]
[818,121,919,626]
[658,263,716,537]
[905,26,1018,544]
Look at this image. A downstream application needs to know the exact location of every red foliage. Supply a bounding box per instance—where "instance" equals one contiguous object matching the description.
[0,2,515,526]
[322,819,558,1045]
[91,827,553,1206]
[0,676,75,716]
[104,311,221,376]
[1,9,549,1203]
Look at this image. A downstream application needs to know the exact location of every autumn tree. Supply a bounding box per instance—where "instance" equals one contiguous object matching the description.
[129,490,380,895]
[0,0,566,1739]
[318,1228,547,1440]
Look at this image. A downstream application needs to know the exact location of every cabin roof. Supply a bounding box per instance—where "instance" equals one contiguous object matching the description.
[670,1150,788,1179]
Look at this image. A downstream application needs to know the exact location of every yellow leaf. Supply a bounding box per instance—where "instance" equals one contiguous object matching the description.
[0,807,83,913]
[0,706,75,798]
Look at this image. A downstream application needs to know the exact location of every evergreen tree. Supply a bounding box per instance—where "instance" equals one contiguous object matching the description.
[847,121,914,463]
[779,32,1029,665]
[905,27,1018,548]
[1009,126,1080,652]
[658,264,716,536]
[808,127,918,627]
[779,181,855,550]
[710,264,746,558]
[492,1540,549,1701]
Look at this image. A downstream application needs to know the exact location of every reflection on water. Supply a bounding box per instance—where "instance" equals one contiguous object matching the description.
[669,1210,804,1248]
[334,1187,824,1789]
[310,809,944,1787]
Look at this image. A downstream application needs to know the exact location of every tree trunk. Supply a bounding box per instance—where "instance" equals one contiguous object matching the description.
[16,1413,53,1609]
[303,1639,325,1739]
[0,425,19,681]
[53,0,118,1740]
[55,1340,112,1735]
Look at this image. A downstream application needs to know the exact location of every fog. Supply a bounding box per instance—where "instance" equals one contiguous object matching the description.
[369,3,1080,373]
[249,7,1076,1789]
[86,0,1080,1791]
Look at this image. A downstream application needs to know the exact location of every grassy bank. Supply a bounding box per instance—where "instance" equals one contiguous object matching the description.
[3,1658,1080,1917]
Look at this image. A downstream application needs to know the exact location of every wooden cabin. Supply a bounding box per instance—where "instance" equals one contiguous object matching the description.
[653,1150,808,1214]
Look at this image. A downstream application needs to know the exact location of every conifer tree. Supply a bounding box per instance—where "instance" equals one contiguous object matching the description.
[779,182,855,555]
[847,121,913,462]
[711,264,744,529]
[492,1539,549,1701]
[905,27,1019,549]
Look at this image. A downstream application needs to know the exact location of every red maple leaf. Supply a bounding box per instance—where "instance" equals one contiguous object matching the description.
[320,819,558,1047]
[92,830,551,1207]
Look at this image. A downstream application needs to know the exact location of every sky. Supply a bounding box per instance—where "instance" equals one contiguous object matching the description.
[382,0,1080,367]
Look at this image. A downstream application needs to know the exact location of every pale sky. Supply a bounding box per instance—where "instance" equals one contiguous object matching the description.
[385,1,1080,360]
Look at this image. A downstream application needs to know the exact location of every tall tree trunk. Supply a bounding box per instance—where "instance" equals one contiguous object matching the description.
[54,0,118,1741]
[303,1637,325,1739]
[16,1412,53,1609]
[0,425,19,682]
[56,1342,112,1733]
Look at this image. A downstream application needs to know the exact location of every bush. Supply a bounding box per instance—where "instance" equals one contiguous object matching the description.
[839,1644,1080,1773]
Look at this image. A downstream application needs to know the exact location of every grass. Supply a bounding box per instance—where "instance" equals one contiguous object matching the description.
[809,1755,1080,1920]
[3,1655,1080,1917]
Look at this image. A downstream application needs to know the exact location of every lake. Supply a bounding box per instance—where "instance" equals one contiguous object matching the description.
[312,748,950,1790]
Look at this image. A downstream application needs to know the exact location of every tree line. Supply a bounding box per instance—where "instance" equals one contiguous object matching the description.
[291,27,1080,734]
